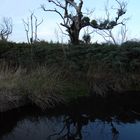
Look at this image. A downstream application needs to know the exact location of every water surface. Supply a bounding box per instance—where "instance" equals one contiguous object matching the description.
[1,97,140,140]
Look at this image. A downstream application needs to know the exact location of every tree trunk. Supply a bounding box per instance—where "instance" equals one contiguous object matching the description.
[69,28,80,45]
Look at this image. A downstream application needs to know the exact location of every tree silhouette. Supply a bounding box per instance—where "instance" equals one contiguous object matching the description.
[23,12,43,44]
[0,17,13,41]
[42,0,127,45]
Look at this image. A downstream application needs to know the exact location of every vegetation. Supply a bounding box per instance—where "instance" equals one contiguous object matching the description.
[0,40,140,111]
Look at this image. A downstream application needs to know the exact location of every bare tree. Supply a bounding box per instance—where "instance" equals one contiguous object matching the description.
[119,24,128,44]
[95,0,128,45]
[0,17,13,41]
[23,12,43,44]
[41,0,127,45]
[96,24,128,45]
[23,18,30,43]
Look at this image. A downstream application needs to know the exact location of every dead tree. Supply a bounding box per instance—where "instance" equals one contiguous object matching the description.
[23,18,30,43]
[23,12,43,44]
[41,0,127,45]
[95,0,128,45]
[96,24,128,45]
[0,17,13,41]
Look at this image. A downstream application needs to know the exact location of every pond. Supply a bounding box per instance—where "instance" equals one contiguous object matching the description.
[1,96,140,140]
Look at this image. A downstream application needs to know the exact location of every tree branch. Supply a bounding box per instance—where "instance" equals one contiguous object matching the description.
[41,5,64,20]
[48,0,65,9]
[0,17,13,41]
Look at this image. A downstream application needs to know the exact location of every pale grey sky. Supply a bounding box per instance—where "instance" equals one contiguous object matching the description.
[0,0,140,43]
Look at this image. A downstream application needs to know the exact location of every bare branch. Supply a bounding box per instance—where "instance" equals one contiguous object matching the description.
[22,18,30,43]
[0,17,13,41]
[48,0,65,9]
[57,23,69,36]
[66,0,77,9]
[78,0,83,12]
[119,24,128,43]
[115,0,127,22]
[34,15,43,41]
[42,6,64,20]
[23,12,43,44]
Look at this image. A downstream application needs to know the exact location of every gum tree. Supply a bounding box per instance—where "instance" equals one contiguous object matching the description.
[41,0,127,45]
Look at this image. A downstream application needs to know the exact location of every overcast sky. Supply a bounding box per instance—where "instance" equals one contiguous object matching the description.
[0,0,140,43]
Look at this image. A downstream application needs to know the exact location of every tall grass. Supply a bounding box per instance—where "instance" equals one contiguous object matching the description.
[0,61,67,110]
[0,63,27,112]
[87,64,140,96]
[0,62,22,91]
[0,61,89,111]
[17,66,66,109]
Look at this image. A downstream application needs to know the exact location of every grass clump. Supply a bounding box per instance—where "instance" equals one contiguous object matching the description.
[87,65,140,96]
[0,63,66,110]
[0,64,22,92]
[17,66,67,110]
[0,62,89,111]
[0,64,27,112]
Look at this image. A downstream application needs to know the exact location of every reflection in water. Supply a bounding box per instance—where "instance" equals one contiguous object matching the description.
[47,114,88,140]
[111,122,119,140]
[1,96,140,140]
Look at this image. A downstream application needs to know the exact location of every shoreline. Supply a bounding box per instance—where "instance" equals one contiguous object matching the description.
[1,90,140,113]
[0,93,29,112]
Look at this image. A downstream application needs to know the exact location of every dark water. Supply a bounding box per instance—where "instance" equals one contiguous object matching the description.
[1,96,140,140]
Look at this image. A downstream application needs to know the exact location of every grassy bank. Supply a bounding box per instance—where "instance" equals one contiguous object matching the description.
[0,65,88,111]
[0,41,140,111]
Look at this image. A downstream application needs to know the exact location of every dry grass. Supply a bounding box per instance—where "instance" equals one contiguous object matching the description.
[0,64,23,90]
[0,63,67,110]
[0,62,88,111]
[87,64,140,96]
[17,66,66,109]
[0,64,28,112]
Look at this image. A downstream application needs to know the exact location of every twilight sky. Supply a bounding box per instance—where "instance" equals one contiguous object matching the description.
[0,0,140,43]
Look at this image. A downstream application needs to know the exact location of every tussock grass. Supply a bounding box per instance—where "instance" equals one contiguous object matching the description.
[0,63,88,111]
[87,64,140,96]
[0,64,23,91]
[0,64,27,112]
[18,66,66,109]
[0,63,67,110]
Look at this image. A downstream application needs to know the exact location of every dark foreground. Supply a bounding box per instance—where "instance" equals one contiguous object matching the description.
[0,40,140,139]
[1,93,140,140]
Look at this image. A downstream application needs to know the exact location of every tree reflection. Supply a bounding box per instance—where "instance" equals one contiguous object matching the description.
[47,113,121,140]
[111,122,119,140]
[1,97,140,140]
[47,114,89,140]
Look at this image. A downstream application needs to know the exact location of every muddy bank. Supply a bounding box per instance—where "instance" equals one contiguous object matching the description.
[1,90,140,113]
[0,92,29,112]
